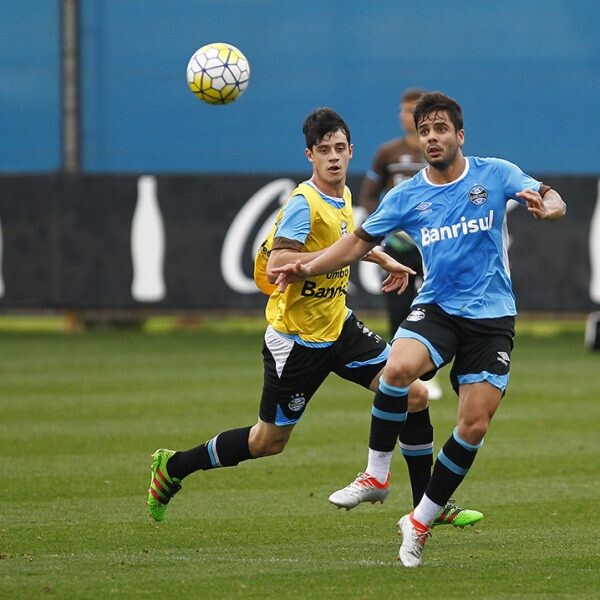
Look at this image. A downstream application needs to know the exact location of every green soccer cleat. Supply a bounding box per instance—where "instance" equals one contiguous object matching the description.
[147,448,182,522]
[432,499,483,528]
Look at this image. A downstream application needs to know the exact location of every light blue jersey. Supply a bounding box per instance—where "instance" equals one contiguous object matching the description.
[362,156,541,319]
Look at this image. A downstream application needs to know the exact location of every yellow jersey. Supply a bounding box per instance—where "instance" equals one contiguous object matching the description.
[264,182,355,343]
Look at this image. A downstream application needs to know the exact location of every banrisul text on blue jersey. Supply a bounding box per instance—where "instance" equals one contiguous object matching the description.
[420,210,494,247]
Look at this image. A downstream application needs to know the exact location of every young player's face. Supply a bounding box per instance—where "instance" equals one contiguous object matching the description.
[399,99,419,134]
[306,130,353,188]
[416,110,464,169]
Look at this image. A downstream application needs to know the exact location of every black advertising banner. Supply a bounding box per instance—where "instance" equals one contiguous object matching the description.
[0,174,598,312]
[0,175,138,308]
[0,176,59,307]
[507,176,599,312]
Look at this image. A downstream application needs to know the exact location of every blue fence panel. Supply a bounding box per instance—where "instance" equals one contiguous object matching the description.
[79,0,600,175]
[0,0,61,171]
[1,1,598,174]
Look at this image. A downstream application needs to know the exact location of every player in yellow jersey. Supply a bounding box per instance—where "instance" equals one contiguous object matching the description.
[147,108,481,531]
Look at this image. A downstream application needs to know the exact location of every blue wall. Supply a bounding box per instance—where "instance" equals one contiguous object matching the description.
[0,1,61,171]
[2,0,599,175]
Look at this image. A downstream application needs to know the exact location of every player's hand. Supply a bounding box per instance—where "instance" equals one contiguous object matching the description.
[369,250,415,295]
[516,188,546,219]
[273,261,310,292]
[364,249,417,276]
[381,271,410,295]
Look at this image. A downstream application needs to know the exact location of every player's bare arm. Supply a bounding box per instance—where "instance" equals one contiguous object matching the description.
[273,234,416,292]
[266,237,329,283]
[273,232,375,288]
[516,187,566,220]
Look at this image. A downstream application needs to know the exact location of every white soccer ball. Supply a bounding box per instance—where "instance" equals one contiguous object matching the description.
[186,42,250,105]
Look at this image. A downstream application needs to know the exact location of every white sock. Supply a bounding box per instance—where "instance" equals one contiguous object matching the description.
[413,494,443,527]
[366,449,393,483]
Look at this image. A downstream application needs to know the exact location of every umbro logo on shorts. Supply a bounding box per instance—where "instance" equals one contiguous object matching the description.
[407,309,425,322]
[496,351,510,366]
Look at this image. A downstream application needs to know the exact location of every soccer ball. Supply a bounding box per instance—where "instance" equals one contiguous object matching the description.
[186,42,250,105]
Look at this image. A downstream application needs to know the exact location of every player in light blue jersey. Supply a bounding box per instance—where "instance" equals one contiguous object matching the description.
[273,92,566,567]
[364,154,542,319]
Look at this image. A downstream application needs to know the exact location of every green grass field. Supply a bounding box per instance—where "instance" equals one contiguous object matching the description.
[1,316,599,598]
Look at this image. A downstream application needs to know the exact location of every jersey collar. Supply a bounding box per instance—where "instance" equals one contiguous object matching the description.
[422,156,470,187]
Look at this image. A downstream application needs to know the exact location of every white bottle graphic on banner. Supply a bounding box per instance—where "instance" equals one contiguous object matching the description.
[0,216,4,298]
[590,178,600,304]
[131,175,166,302]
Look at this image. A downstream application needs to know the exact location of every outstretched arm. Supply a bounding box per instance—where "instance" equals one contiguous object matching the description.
[272,233,416,292]
[266,241,328,284]
[272,232,375,287]
[516,187,566,220]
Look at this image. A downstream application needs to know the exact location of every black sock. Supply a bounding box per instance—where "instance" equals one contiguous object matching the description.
[167,426,253,480]
[425,427,482,506]
[369,378,408,452]
[399,407,434,507]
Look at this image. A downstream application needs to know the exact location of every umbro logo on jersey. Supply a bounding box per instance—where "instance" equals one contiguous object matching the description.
[497,351,510,366]
[416,202,432,211]
[288,394,306,412]
[469,184,488,206]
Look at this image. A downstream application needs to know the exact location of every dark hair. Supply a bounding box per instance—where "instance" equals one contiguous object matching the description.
[413,92,463,132]
[303,107,351,149]
[401,87,427,103]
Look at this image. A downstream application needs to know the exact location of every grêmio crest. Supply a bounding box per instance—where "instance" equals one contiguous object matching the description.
[469,184,488,206]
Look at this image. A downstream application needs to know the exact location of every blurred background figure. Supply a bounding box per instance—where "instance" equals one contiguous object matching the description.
[359,88,443,400]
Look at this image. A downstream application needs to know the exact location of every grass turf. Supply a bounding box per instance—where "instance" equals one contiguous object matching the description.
[1,316,599,598]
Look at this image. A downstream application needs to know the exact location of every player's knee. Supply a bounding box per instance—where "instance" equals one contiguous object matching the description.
[383,360,417,388]
[457,419,489,446]
[407,380,429,411]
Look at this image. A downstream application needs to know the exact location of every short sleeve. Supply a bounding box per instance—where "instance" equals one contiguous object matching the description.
[493,158,541,204]
[361,186,405,239]
[274,194,311,243]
